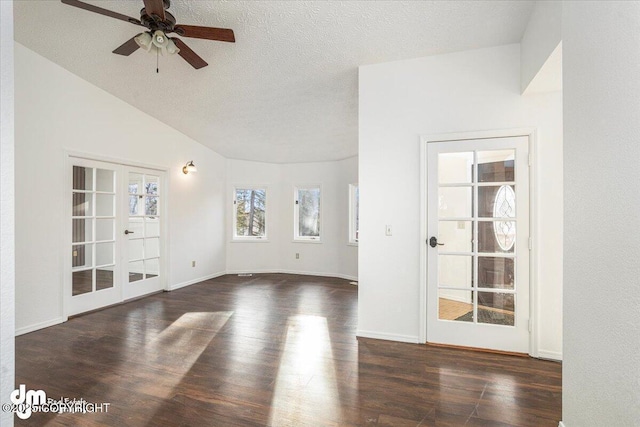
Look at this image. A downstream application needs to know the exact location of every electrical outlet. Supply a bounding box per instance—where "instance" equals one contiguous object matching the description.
[295,253,300,259]
[191,261,196,267]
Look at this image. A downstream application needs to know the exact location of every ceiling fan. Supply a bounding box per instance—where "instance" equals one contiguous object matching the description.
[60,0,235,69]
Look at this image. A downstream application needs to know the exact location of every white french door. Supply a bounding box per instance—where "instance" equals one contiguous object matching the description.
[67,157,166,316]
[426,136,530,353]
[68,158,122,315]
[123,167,164,300]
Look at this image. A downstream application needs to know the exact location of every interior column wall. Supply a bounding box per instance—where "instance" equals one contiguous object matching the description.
[1,1,16,425]
[562,2,640,425]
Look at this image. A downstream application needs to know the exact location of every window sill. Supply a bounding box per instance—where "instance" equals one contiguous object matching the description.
[231,238,270,243]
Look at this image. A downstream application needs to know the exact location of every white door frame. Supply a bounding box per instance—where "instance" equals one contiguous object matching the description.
[62,151,170,321]
[419,128,539,357]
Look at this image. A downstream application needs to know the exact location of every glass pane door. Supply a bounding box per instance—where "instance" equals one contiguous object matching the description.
[124,169,163,300]
[426,136,530,353]
[68,159,121,316]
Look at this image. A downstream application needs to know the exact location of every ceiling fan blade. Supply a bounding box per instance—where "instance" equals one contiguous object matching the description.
[174,25,235,43]
[113,37,140,56]
[172,38,208,69]
[61,0,142,26]
[143,0,165,21]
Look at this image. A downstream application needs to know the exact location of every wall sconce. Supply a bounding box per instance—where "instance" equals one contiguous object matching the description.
[182,161,197,175]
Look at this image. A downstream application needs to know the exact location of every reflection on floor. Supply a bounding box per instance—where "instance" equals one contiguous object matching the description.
[16,274,561,426]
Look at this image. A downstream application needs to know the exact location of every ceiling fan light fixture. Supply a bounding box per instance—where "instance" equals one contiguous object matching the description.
[152,30,169,49]
[60,0,235,69]
[134,32,153,51]
[166,38,180,55]
[134,31,179,56]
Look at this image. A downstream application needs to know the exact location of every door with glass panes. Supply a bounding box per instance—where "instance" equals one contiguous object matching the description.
[123,168,163,300]
[426,136,530,353]
[68,158,165,316]
[68,158,121,315]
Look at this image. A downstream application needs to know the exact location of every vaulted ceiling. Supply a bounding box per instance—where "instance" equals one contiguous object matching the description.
[14,0,534,163]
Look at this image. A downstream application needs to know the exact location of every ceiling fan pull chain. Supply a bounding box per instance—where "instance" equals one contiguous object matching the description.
[156,48,159,73]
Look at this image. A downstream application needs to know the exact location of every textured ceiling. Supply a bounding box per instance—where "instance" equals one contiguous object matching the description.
[14,1,534,163]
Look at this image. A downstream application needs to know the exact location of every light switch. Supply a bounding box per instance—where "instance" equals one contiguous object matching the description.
[385,225,392,236]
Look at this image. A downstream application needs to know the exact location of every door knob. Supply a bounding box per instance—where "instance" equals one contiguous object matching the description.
[124,230,135,235]
[429,236,444,248]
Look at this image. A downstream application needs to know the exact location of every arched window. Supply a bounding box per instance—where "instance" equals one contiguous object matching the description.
[493,185,516,251]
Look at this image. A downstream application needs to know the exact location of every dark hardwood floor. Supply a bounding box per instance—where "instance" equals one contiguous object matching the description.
[15,274,561,426]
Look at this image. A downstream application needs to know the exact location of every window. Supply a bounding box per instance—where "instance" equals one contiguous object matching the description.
[349,184,359,244]
[294,186,321,241]
[233,188,267,240]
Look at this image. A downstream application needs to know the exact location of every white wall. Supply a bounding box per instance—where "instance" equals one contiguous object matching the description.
[14,44,227,334]
[226,156,358,280]
[562,2,640,426]
[1,1,15,426]
[358,44,563,358]
[520,0,562,94]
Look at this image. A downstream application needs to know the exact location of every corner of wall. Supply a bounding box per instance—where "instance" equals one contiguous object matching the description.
[520,0,562,94]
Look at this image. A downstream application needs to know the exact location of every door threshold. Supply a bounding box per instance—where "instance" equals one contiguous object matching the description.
[426,342,528,358]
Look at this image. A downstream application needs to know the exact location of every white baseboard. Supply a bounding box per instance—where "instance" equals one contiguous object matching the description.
[356,329,420,344]
[226,269,358,282]
[538,350,563,361]
[167,271,227,291]
[15,317,65,336]
[280,269,358,282]
[226,268,280,276]
[558,421,566,427]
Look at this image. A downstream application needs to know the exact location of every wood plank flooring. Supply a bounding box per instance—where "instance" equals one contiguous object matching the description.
[15,274,561,426]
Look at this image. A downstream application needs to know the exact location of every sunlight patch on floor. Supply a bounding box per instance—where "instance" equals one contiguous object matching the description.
[268,315,342,426]
[45,311,233,426]
[144,311,233,377]
[134,311,233,423]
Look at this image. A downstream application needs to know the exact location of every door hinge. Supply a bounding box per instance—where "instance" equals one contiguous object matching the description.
[528,237,533,250]
[528,153,533,167]
[528,318,533,333]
